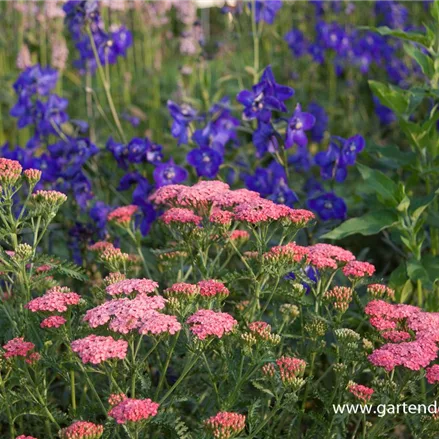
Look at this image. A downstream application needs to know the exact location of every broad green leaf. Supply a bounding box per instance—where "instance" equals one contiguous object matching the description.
[367,26,431,47]
[369,80,409,115]
[407,259,433,290]
[322,210,398,240]
[356,163,399,205]
[422,255,439,284]
[404,44,434,77]
[397,280,413,304]
[366,143,417,169]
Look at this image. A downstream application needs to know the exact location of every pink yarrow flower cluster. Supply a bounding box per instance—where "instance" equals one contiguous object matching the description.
[107,205,138,224]
[264,242,308,264]
[0,158,22,185]
[71,335,128,364]
[161,207,202,225]
[348,383,374,403]
[31,190,67,205]
[25,286,81,313]
[40,315,66,329]
[204,411,246,439]
[187,309,237,340]
[59,421,104,439]
[108,397,159,424]
[366,300,439,371]
[307,244,355,270]
[198,280,229,298]
[16,436,38,439]
[276,356,307,384]
[343,260,376,278]
[105,278,158,296]
[426,365,439,384]
[3,337,39,364]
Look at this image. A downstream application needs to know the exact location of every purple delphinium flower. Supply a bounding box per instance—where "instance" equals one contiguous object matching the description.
[307,102,328,143]
[268,178,299,207]
[314,139,346,182]
[373,96,396,126]
[13,65,58,97]
[168,100,198,145]
[285,104,316,149]
[243,161,287,198]
[153,159,188,187]
[341,134,365,166]
[288,147,313,173]
[90,201,112,239]
[253,122,279,158]
[284,29,309,57]
[187,146,223,178]
[307,192,347,221]
[252,0,283,24]
[127,137,148,163]
[36,94,69,135]
[107,137,128,169]
[236,66,294,122]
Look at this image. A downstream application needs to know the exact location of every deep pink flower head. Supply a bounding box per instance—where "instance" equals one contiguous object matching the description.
[348,383,374,403]
[3,337,35,359]
[212,188,261,208]
[138,311,181,335]
[148,184,186,206]
[232,198,285,224]
[204,411,246,439]
[71,335,128,364]
[161,207,202,225]
[343,260,375,278]
[25,287,81,313]
[40,315,66,329]
[426,365,439,384]
[107,205,138,225]
[59,421,104,439]
[108,393,127,406]
[187,309,237,340]
[16,436,38,439]
[0,158,22,185]
[381,330,411,343]
[108,398,159,424]
[177,181,230,207]
[197,280,230,298]
[209,208,234,225]
[105,278,158,296]
[307,243,355,269]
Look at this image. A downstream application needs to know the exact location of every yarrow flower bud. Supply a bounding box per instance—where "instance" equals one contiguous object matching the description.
[204,412,246,439]
[88,241,116,253]
[279,304,300,320]
[107,205,138,225]
[0,158,22,186]
[334,328,360,343]
[305,318,327,339]
[59,421,104,439]
[164,282,199,299]
[108,398,159,424]
[367,283,395,300]
[14,243,33,262]
[23,168,42,186]
[31,190,67,210]
[262,363,276,378]
[99,247,130,269]
[276,356,306,387]
[103,272,126,286]
[347,382,374,403]
[324,287,353,313]
[108,393,127,406]
[248,321,280,345]
[227,230,250,244]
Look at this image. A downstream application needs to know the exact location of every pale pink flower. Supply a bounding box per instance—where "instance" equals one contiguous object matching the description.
[108,398,159,424]
[106,278,158,296]
[187,309,237,340]
[71,335,128,364]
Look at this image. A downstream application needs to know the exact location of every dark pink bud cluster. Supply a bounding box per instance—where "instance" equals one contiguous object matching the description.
[209,208,234,225]
[198,280,229,298]
[348,383,374,403]
[343,260,375,278]
[228,230,250,242]
[204,411,246,439]
[0,158,22,185]
[25,286,81,313]
[107,205,138,225]
[105,278,158,296]
[99,246,130,265]
[248,321,271,340]
[324,286,353,313]
[367,283,395,300]
[276,356,306,384]
[59,421,104,439]
[108,397,159,424]
[108,393,127,406]
[187,309,237,340]
[88,241,116,253]
[71,335,128,364]
[3,337,36,361]
[426,365,439,384]
[264,242,308,264]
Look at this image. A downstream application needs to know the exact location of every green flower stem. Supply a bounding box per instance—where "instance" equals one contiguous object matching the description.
[77,361,108,417]
[154,333,180,400]
[0,372,16,437]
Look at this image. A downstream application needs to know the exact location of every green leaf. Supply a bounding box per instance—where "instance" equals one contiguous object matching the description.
[404,44,434,77]
[366,26,431,47]
[356,163,399,205]
[369,80,409,115]
[407,259,433,290]
[321,210,398,240]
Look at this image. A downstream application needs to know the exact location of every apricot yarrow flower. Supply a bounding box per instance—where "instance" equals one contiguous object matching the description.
[348,382,374,403]
[105,278,158,296]
[107,205,138,224]
[108,398,159,424]
[71,335,128,364]
[59,421,104,439]
[40,315,66,329]
[204,412,246,439]
[187,309,237,340]
[25,287,81,313]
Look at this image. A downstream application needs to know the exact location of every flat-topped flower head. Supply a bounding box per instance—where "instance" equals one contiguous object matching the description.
[187,309,237,340]
[228,230,250,243]
[138,311,181,336]
[31,190,67,208]
[3,337,35,359]
[348,382,374,403]
[148,184,187,206]
[106,278,158,296]
[209,208,234,226]
[343,261,376,278]
[88,241,116,253]
[25,287,80,313]
[107,205,138,225]
[0,158,22,185]
[165,282,199,298]
[16,436,38,439]
[307,243,355,270]
[71,335,128,364]
[108,397,159,424]
[59,421,104,439]
[108,393,127,406]
[40,316,66,329]
[204,411,246,439]
[198,280,230,298]
[426,365,439,384]
[161,208,202,225]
